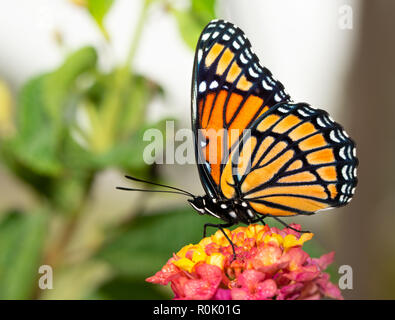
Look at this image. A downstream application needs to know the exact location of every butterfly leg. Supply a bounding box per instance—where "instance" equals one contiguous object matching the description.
[271,216,310,233]
[250,214,267,225]
[203,222,236,260]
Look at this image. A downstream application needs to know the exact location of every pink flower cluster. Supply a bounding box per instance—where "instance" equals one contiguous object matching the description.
[146,223,343,300]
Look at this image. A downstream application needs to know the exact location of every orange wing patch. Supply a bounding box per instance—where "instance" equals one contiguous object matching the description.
[299,133,327,151]
[256,196,327,213]
[205,43,224,68]
[229,95,264,130]
[201,93,215,128]
[226,61,242,82]
[306,148,335,165]
[289,122,316,140]
[248,202,296,216]
[316,166,337,181]
[286,160,303,171]
[220,153,236,199]
[259,141,288,166]
[327,184,338,199]
[236,75,252,91]
[206,90,227,130]
[216,48,235,75]
[203,129,225,185]
[277,171,316,183]
[245,184,327,200]
[225,93,243,124]
[257,114,280,132]
[241,150,294,193]
[237,136,257,178]
[252,136,275,167]
[272,114,302,134]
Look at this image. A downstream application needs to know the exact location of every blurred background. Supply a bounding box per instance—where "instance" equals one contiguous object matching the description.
[0,0,394,299]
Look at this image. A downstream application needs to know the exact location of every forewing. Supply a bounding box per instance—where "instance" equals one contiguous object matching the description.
[191,19,290,197]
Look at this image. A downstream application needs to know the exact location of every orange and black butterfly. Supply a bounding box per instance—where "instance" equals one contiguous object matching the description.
[187,20,358,230]
[119,20,358,254]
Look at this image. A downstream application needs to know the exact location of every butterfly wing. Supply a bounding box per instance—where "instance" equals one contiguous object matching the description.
[221,102,358,216]
[192,20,290,198]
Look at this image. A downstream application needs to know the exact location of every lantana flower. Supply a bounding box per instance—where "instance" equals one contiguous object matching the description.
[146,223,343,300]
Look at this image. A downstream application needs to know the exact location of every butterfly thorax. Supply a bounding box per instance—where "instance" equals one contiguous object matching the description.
[188,195,256,224]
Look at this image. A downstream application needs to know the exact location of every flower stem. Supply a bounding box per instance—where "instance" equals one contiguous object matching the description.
[94,0,151,152]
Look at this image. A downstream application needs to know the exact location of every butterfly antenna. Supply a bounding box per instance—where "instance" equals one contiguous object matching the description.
[116,187,192,197]
[120,175,195,197]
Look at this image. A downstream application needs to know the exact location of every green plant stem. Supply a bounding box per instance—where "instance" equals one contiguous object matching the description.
[124,0,150,74]
[95,0,151,152]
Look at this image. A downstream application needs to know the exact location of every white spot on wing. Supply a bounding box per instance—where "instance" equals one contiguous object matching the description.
[339,146,346,160]
[249,67,259,78]
[209,81,218,89]
[298,109,310,117]
[330,130,340,143]
[202,33,210,41]
[240,53,248,64]
[197,49,203,62]
[199,81,207,93]
[278,107,289,113]
[342,165,349,180]
[262,79,273,90]
[317,118,326,127]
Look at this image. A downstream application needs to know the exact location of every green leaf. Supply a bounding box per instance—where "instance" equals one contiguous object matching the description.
[63,117,168,175]
[96,207,219,278]
[9,74,63,176]
[171,0,217,50]
[95,118,168,171]
[191,0,216,22]
[43,46,97,119]
[172,10,206,50]
[3,47,97,177]
[87,0,115,40]
[0,210,48,299]
[118,74,164,137]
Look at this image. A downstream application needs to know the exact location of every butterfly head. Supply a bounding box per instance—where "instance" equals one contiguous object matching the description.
[188,195,256,224]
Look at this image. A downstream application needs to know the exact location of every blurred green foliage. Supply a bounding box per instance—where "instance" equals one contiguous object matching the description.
[0,0,217,299]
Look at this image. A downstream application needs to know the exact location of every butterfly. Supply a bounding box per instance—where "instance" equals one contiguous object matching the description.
[118,19,358,257]
[187,20,358,233]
